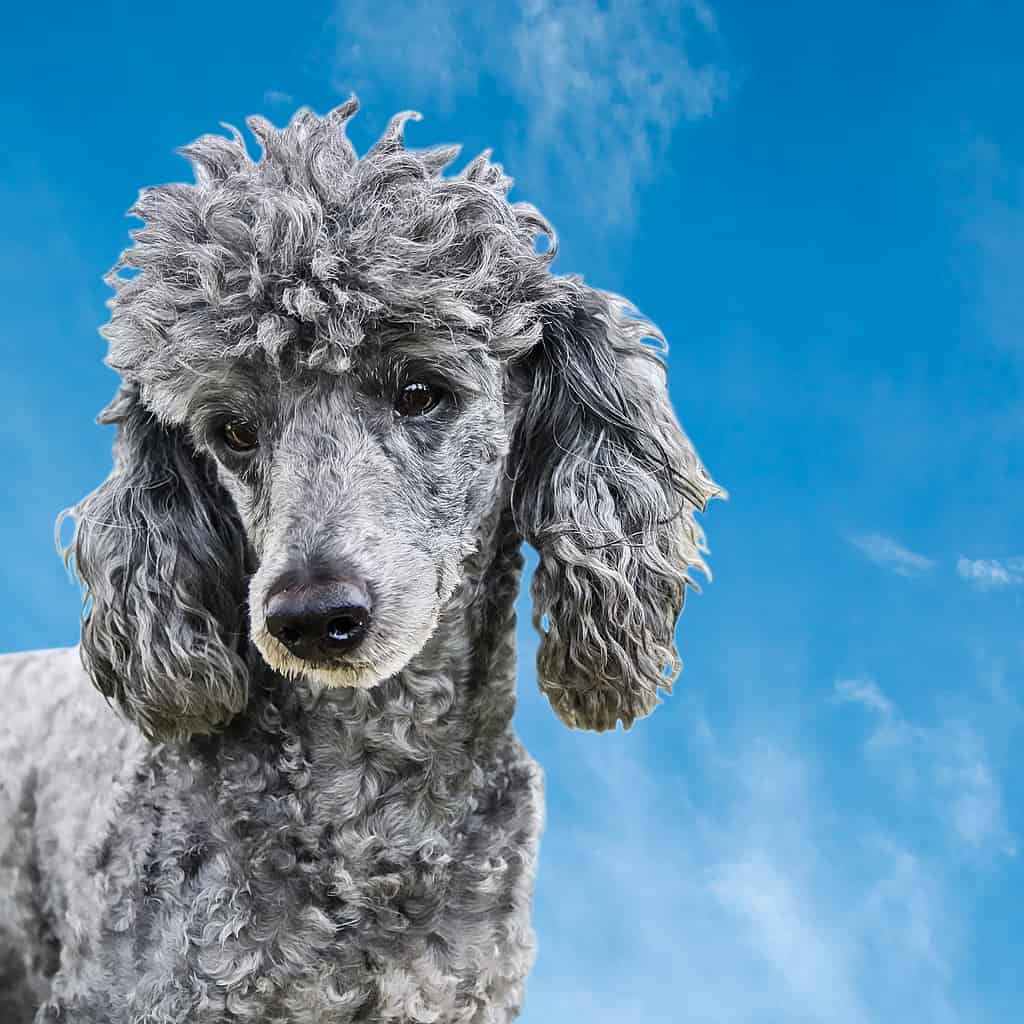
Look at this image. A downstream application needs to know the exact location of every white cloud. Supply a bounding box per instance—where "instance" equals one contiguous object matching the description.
[850,837,957,1009]
[522,724,966,1024]
[956,555,1024,589]
[708,851,871,1024]
[961,137,1024,357]
[834,677,895,717]
[846,531,936,576]
[263,89,294,106]
[330,0,730,224]
[938,725,1015,854]
[835,677,1015,856]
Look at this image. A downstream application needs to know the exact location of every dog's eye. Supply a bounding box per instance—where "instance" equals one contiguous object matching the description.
[221,419,260,453]
[395,383,442,417]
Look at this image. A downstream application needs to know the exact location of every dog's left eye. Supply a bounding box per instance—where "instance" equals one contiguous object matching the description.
[221,419,260,452]
[395,383,443,417]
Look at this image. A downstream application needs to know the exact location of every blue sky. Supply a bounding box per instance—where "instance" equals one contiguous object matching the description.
[2,1,1022,1020]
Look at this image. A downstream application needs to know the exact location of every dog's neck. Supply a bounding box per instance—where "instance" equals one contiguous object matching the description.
[443,478,525,737]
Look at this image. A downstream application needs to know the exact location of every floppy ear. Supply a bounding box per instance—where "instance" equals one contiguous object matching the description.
[60,384,250,741]
[509,281,724,731]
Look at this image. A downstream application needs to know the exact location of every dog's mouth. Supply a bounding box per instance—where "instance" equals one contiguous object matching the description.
[252,627,384,688]
[250,595,445,691]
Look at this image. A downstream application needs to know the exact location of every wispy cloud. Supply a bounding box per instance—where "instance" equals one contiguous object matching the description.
[708,851,870,1024]
[961,137,1024,357]
[956,555,1024,589]
[330,0,730,224]
[834,677,894,716]
[846,531,936,576]
[835,677,1015,857]
[524,721,967,1024]
[939,726,1012,852]
[262,89,294,106]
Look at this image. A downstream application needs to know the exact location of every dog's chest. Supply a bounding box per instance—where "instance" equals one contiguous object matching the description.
[88,730,542,1023]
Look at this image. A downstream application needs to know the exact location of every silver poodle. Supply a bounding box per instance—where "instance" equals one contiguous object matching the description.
[0,99,722,1023]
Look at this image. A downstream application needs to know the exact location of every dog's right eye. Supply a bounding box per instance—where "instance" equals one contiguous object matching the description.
[395,382,443,417]
[221,419,260,453]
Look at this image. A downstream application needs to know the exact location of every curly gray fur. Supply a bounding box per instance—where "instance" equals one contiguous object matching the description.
[0,97,723,1023]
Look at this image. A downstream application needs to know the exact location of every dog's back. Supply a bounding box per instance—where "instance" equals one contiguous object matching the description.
[0,649,141,1020]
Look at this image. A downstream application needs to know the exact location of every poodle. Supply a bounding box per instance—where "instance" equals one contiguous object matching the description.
[0,98,723,1023]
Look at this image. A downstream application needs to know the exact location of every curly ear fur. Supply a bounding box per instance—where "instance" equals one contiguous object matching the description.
[510,282,724,731]
[60,385,250,741]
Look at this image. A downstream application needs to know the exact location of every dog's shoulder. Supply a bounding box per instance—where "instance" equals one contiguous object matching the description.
[0,643,85,689]
[0,646,89,740]
[0,645,133,793]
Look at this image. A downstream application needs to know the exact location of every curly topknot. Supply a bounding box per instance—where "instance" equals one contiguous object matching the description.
[101,96,566,396]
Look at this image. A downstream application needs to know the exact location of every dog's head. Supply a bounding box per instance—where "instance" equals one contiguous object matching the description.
[63,100,723,741]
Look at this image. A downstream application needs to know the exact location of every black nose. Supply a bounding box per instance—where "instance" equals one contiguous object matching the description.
[264,573,372,662]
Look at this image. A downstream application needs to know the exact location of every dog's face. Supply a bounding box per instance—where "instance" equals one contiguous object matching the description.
[177,332,506,690]
[65,101,723,741]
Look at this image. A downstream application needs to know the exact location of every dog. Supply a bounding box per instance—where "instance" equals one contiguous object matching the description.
[0,98,723,1023]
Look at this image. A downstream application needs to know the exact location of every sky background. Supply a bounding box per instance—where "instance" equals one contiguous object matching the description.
[2,1,1022,1021]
